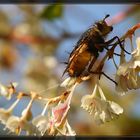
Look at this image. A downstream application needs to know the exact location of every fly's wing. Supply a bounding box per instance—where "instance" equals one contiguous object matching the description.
[70,27,94,57]
[62,44,82,77]
[62,42,88,77]
[62,26,95,77]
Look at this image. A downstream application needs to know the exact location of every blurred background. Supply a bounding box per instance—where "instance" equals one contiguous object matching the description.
[0,4,140,136]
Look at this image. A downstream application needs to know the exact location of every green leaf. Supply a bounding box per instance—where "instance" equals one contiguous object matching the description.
[40,5,63,21]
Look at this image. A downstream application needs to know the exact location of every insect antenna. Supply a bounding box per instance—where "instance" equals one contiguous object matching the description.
[103,14,110,21]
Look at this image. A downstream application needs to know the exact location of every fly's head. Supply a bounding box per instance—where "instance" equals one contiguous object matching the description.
[96,14,113,36]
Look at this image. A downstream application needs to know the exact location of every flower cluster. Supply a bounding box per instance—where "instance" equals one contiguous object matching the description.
[32,84,77,136]
[81,84,123,124]
[0,81,77,136]
[116,37,140,95]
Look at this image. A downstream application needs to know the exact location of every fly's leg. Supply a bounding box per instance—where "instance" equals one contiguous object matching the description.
[87,57,97,71]
[104,47,121,56]
[106,37,124,46]
[87,57,102,79]
[87,57,117,85]
[106,36,131,55]
[89,71,117,85]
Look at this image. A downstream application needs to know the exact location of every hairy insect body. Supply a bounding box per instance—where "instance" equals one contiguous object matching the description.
[63,15,114,78]
[68,44,92,77]
[65,28,108,77]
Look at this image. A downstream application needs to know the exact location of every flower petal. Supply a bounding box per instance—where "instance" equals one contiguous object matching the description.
[108,101,123,115]
[60,77,77,89]
[0,108,11,124]
[6,116,20,134]
[32,115,48,135]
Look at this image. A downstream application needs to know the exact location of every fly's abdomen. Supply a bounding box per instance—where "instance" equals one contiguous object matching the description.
[68,51,91,77]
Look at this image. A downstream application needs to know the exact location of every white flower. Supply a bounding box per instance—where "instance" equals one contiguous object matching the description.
[116,37,140,95]
[32,101,50,135]
[56,120,76,136]
[0,84,11,99]
[52,83,77,126]
[0,98,20,125]
[32,115,48,135]
[6,116,37,135]
[6,116,21,134]
[60,77,77,89]
[0,108,11,125]
[6,94,38,135]
[32,87,75,136]
[46,95,72,135]
[65,121,76,136]
[0,82,18,100]
[81,84,123,124]
[46,84,77,135]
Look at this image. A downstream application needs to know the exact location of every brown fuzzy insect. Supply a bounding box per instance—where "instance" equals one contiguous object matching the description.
[63,15,129,84]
